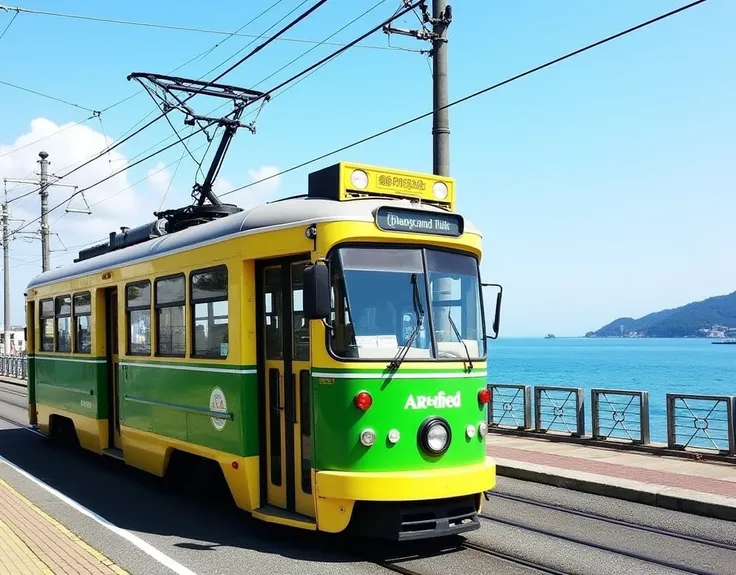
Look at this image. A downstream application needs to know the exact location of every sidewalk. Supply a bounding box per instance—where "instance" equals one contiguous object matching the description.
[486,433,736,521]
[0,476,128,575]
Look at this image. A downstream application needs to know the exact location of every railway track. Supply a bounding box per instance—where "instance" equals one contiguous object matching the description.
[481,492,735,575]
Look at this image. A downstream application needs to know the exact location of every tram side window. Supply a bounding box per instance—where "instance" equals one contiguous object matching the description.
[126,281,151,355]
[191,266,228,358]
[155,275,185,356]
[73,292,92,353]
[39,299,54,352]
[55,295,72,352]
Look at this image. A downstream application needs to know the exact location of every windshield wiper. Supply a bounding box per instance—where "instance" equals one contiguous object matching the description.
[447,309,473,370]
[388,273,424,372]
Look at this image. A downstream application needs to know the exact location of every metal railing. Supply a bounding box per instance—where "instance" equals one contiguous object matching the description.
[488,384,531,430]
[666,394,735,456]
[592,389,649,444]
[535,386,585,437]
[0,355,26,380]
[488,383,736,458]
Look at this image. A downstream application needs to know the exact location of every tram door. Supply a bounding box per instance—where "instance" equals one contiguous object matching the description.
[105,288,122,450]
[258,256,314,518]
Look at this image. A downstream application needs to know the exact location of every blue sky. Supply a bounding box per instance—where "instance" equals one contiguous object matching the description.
[0,0,733,336]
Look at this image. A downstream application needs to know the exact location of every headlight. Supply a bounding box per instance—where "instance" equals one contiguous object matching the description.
[418,417,451,455]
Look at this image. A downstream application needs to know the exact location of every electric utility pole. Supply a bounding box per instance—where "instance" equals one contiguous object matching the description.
[1,203,8,355]
[38,151,50,272]
[4,151,88,274]
[431,0,451,177]
[384,0,452,176]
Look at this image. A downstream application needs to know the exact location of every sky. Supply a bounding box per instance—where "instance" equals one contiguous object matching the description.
[0,0,733,337]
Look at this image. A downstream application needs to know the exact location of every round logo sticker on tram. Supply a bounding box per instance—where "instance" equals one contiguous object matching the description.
[209,387,228,431]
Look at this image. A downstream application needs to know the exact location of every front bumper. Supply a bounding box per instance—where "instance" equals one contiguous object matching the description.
[315,457,495,540]
[315,456,496,501]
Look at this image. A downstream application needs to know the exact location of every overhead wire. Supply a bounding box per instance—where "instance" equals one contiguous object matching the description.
[251,0,390,89]
[222,0,708,197]
[0,7,17,41]
[0,4,404,52]
[0,79,99,113]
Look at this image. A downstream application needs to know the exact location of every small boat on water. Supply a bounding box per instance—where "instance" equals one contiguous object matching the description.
[712,339,736,345]
[545,333,556,339]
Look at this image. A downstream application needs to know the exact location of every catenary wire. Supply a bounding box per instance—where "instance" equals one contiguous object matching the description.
[222,0,708,196]
[0,4,404,51]
[0,8,18,41]
[0,79,98,113]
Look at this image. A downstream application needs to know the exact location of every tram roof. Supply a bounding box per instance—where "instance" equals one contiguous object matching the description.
[27,195,480,290]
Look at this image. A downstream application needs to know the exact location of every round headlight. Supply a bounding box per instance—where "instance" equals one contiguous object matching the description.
[350,169,369,190]
[478,422,489,437]
[466,424,476,439]
[418,417,451,455]
[432,181,449,200]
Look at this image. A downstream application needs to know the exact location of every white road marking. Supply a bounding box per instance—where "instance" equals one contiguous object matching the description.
[0,434,200,575]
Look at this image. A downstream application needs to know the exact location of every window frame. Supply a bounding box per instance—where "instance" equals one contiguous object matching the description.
[190,264,229,360]
[154,273,186,358]
[39,298,54,352]
[54,294,72,353]
[125,280,152,356]
[72,291,92,354]
[324,242,488,363]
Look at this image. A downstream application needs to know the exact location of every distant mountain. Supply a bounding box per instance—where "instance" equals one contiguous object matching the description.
[585,290,736,338]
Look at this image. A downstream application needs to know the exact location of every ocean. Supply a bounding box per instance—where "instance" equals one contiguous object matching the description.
[486,338,736,446]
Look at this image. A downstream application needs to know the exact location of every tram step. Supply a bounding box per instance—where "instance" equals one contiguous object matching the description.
[252,505,316,530]
[102,447,125,461]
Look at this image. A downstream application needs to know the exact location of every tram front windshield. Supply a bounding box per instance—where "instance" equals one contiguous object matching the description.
[329,247,485,361]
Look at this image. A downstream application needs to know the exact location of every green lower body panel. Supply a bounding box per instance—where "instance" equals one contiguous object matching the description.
[33,355,107,419]
[119,360,259,457]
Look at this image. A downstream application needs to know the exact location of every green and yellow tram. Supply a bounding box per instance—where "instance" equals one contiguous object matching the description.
[24,161,502,540]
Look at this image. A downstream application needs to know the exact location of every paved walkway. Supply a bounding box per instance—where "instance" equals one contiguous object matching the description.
[0,478,128,575]
[487,433,736,519]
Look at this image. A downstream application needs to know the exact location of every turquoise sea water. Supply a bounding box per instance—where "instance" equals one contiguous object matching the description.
[486,338,736,444]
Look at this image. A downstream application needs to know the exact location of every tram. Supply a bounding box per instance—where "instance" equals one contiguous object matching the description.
[24,161,502,540]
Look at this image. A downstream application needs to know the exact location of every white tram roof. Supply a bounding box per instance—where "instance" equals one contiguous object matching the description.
[27,196,480,290]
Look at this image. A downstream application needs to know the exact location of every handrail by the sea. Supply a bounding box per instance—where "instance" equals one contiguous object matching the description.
[487,382,736,459]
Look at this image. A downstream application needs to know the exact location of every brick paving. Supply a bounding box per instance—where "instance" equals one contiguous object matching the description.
[488,443,736,498]
[0,479,128,575]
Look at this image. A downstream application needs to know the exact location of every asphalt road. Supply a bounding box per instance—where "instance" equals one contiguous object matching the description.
[0,382,734,575]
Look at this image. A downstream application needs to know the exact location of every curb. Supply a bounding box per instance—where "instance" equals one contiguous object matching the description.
[495,460,736,522]
[0,378,26,388]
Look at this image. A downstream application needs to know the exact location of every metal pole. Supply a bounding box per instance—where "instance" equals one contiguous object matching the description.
[2,202,8,356]
[38,151,50,272]
[431,1,453,341]
[431,0,451,177]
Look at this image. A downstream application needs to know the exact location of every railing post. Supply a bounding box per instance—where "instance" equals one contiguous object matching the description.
[666,393,676,449]
[640,391,650,445]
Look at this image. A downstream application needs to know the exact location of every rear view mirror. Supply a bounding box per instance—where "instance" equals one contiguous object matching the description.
[482,283,503,339]
[304,264,331,320]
